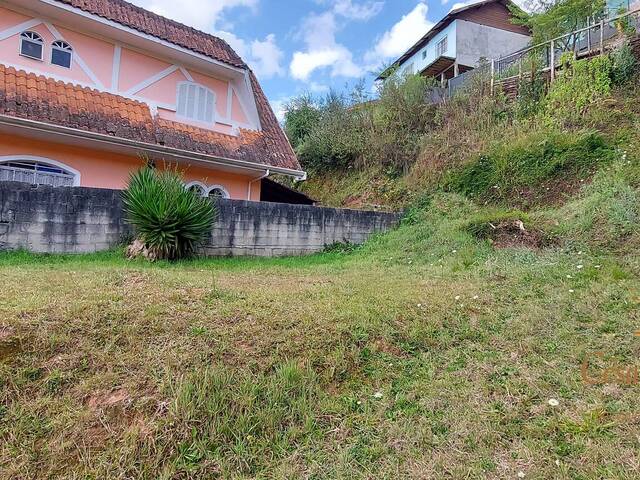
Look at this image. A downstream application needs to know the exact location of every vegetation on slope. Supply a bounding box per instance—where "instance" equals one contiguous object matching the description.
[2,4,640,478]
[285,29,637,210]
[1,149,639,477]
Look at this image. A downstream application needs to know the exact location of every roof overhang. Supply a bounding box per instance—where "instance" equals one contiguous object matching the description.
[0,114,307,180]
[7,0,247,81]
[420,56,456,77]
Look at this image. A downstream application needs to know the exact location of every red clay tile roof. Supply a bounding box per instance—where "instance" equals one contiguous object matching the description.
[0,65,301,171]
[46,0,300,171]
[55,0,246,68]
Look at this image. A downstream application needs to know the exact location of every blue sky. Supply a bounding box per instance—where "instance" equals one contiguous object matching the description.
[129,0,528,118]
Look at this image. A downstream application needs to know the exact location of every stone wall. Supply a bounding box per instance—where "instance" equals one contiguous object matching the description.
[0,182,401,256]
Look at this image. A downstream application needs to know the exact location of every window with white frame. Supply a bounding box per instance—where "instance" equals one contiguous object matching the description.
[185,182,207,197]
[436,36,448,57]
[185,182,230,199]
[176,83,216,124]
[0,160,77,187]
[20,31,44,61]
[51,40,73,68]
[208,186,229,199]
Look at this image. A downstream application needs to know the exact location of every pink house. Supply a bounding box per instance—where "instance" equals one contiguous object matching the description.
[0,0,305,201]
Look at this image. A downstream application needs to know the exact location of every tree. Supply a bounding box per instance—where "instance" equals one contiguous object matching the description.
[512,0,607,46]
[283,95,321,150]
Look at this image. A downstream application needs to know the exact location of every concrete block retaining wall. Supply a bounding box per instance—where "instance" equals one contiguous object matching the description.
[0,182,401,256]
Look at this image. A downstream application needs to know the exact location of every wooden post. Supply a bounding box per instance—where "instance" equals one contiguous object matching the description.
[518,56,523,79]
[454,62,459,77]
[550,39,555,82]
[490,59,495,95]
[600,19,605,54]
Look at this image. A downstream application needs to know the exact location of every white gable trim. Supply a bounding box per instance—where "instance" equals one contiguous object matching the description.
[111,44,121,91]
[125,65,179,96]
[43,22,105,90]
[0,18,43,41]
[33,0,247,74]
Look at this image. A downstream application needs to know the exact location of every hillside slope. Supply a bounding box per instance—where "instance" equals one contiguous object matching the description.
[1,149,639,477]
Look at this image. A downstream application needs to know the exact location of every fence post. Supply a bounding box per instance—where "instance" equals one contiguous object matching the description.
[600,19,605,54]
[550,39,555,82]
[490,59,495,95]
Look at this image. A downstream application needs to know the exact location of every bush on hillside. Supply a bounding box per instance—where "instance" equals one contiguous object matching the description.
[611,41,638,86]
[545,55,613,123]
[285,74,437,174]
[123,167,217,261]
[446,130,616,202]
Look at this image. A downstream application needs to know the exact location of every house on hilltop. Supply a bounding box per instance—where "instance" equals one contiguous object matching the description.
[0,0,305,200]
[377,0,531,87]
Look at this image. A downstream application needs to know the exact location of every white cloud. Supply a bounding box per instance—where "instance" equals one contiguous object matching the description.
[250,34,285,78]
[270,98,290,123]
[366,2,433,66]
[219,31,285,79]
[132,0,257,31]
[289,11,360,81]
[451,0,535,12]
[331,0,384,20]
[449,0,484,12]
[130,0,284,80]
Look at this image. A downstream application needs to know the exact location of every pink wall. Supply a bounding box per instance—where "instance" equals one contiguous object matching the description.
[0,133,261,200]
[0,5,252,134]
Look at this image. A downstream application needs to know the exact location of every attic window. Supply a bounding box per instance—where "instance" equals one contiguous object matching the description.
[51,40,73,68]
[176,82,216,124]
[20,31,44,61]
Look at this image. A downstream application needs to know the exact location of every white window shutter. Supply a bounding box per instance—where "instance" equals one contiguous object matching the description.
[176,83,216,124]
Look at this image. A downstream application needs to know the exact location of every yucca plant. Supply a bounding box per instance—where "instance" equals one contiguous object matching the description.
[123,167,217,260]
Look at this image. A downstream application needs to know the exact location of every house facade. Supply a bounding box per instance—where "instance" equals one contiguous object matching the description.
[378,0,531,86]
[0,0,304,201]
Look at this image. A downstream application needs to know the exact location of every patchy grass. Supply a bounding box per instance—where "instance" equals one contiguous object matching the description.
[2,170,640,478]
[446,130,617,207]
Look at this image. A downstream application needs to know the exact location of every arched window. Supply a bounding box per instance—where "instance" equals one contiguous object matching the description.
[20,31,44,61]
[0,157,80,187]
[208,185,230,199]
[185,181,207,197]
[176,82,216,124]
[51,40,73,68]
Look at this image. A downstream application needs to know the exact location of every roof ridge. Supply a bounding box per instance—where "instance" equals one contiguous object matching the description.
[55,0,247,69]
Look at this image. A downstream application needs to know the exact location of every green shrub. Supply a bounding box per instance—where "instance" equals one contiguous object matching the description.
[611,42,638,86]
[122,167,217,260]
[447,130,616,200]
[286,74,437,174]
[545,55,613,122]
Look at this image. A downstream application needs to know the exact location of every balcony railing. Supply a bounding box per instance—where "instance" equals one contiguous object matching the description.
[491,7,640,87]
[0,165,75,187]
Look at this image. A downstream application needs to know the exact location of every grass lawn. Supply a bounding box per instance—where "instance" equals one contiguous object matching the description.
[1,192,640,479]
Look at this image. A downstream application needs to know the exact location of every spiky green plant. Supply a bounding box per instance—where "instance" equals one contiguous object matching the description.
[122,167,217,260]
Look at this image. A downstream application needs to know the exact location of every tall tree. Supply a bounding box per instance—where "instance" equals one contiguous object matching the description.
[512,0,608,45]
